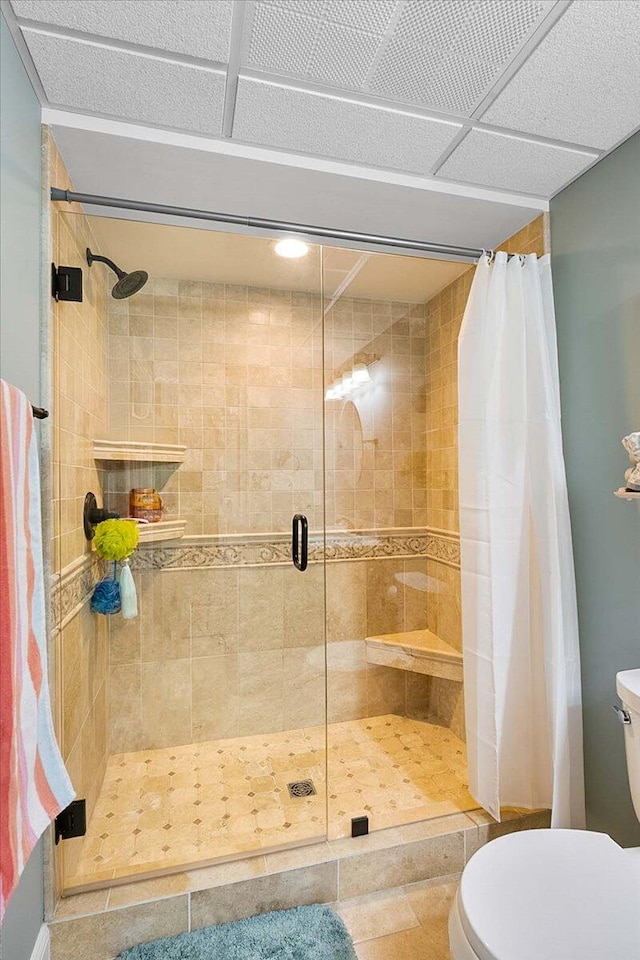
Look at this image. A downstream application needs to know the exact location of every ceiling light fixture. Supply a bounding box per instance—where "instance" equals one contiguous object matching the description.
[351,363,371,385]
[274,237,309,259]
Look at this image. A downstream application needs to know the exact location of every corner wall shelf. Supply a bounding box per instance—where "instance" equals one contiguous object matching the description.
[93,440,187,463]
[614,488,640,501]
[365,629,463,682]
[136,519,187,543]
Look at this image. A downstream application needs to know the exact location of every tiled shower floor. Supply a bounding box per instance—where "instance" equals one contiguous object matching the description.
[65,715,476,891]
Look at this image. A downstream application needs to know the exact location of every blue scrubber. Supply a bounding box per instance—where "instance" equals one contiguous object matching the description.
[91,562,121,615]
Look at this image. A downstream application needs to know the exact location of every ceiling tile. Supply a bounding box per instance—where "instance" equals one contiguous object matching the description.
[482,1,640,149]
[370,40,498,115]
[308,22,382,88]
[323,0,397,32]
[11,0,233,62]
[247,5,320,74]
[369,0,552,114]
[438,129,597,196]
[243,0,394,85]
[22,29,226,135]
[244,1,552,115]
[233,78,462,175]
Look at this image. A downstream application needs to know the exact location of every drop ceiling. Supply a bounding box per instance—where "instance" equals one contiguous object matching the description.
[5,0,640,201]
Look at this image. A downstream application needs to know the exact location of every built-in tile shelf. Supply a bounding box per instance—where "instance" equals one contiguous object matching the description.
[93,439,187,463]
[366,629,463,681]
[614,488,640,501]
[136,519,187,543]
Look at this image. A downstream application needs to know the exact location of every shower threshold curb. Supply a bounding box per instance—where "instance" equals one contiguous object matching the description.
[48,808,550,960]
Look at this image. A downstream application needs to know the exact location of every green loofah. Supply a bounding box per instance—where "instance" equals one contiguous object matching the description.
[93,519,139,561]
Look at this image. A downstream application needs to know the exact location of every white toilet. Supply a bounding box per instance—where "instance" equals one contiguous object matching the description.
[449,669,640,960]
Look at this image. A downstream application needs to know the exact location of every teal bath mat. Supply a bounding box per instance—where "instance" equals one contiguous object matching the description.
[118,904,357,959]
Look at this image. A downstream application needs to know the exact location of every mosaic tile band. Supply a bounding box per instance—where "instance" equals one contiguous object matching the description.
[129,528,460,571]
[52,528,460,623]
[52,555,102,629]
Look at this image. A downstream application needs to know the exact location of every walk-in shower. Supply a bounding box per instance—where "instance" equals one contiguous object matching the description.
[52,206,475,893]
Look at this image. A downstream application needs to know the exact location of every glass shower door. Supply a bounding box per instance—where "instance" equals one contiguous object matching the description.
[107,231,329,875]
[54,216,328,891]
[322,246,474,841]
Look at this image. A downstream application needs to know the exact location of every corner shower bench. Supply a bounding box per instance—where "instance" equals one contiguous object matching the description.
[365,628,463,682]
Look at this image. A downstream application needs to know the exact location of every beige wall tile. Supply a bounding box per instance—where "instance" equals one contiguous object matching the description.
[326,562,366,643]
[237,649,285,736]
[327,641,368,723]
[283,564,324,647]
[238,567,284,651]
[141,659,191,748]
[141,572,191,662]
[190,569,239,658]
[110,662,143,754]
[366,665,405,717]
[283,645,326,728]
[338,832,464,899]
[192,655,239,741]
[49,895,188,960]
[190,862,337,928]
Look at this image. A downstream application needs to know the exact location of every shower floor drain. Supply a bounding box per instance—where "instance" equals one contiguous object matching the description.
[287,779,316,799]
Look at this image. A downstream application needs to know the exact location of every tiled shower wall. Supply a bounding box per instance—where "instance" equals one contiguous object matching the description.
[324,298,429,530]
[108,550,462,754]
[103,272,463,753]
[106,279,324,535]
[49,134,110,880]
[105,279,435,535]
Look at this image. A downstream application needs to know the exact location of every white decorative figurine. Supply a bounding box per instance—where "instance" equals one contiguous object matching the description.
[622,432,640,492]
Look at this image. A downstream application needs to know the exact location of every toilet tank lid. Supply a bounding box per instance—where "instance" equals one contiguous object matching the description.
[617,668,640,713]
[459,829,640,960]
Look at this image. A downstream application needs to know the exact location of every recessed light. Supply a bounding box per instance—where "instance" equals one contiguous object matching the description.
[274,237,309,259]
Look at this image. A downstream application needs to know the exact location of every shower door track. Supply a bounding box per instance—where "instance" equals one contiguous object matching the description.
[50,188,483,263]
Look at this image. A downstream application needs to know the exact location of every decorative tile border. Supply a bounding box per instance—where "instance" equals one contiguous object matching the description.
[129,528,460,572]
[51,554,102,629]
[50,529,459,618]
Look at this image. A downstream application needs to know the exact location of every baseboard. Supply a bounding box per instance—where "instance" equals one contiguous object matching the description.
[31,925,50,960]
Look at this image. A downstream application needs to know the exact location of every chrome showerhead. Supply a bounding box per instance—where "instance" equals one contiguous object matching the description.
[86,247,148,300]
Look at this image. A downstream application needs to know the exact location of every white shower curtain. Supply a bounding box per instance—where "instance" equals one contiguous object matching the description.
[458,251,585,829]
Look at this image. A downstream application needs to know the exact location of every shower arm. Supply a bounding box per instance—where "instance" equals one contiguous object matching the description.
[86,249,126,279]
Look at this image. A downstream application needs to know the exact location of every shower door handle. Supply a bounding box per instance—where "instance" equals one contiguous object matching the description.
[292,514,308,571]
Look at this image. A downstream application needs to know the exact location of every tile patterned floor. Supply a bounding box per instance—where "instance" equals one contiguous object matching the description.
[66,715,475,892]
[337,876,458,960]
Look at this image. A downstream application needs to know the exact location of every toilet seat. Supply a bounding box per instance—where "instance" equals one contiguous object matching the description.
[450,829,640,960]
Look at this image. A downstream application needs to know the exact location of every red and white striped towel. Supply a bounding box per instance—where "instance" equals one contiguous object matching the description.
[0,380,74,921]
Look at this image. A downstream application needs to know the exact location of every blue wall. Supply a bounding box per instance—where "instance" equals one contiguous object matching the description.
[551,132,640,846]
[0,13,45,960]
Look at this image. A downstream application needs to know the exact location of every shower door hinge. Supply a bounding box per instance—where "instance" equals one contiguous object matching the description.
[55,799,86,844]
[52,263,83,302]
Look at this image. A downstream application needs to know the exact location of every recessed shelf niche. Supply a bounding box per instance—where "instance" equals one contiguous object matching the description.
[93,439,188,541]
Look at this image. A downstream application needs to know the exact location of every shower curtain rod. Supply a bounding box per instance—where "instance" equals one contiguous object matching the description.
[50,188,484,262]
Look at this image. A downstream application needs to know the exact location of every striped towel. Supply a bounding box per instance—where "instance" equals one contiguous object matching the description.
[0,380,74,921]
